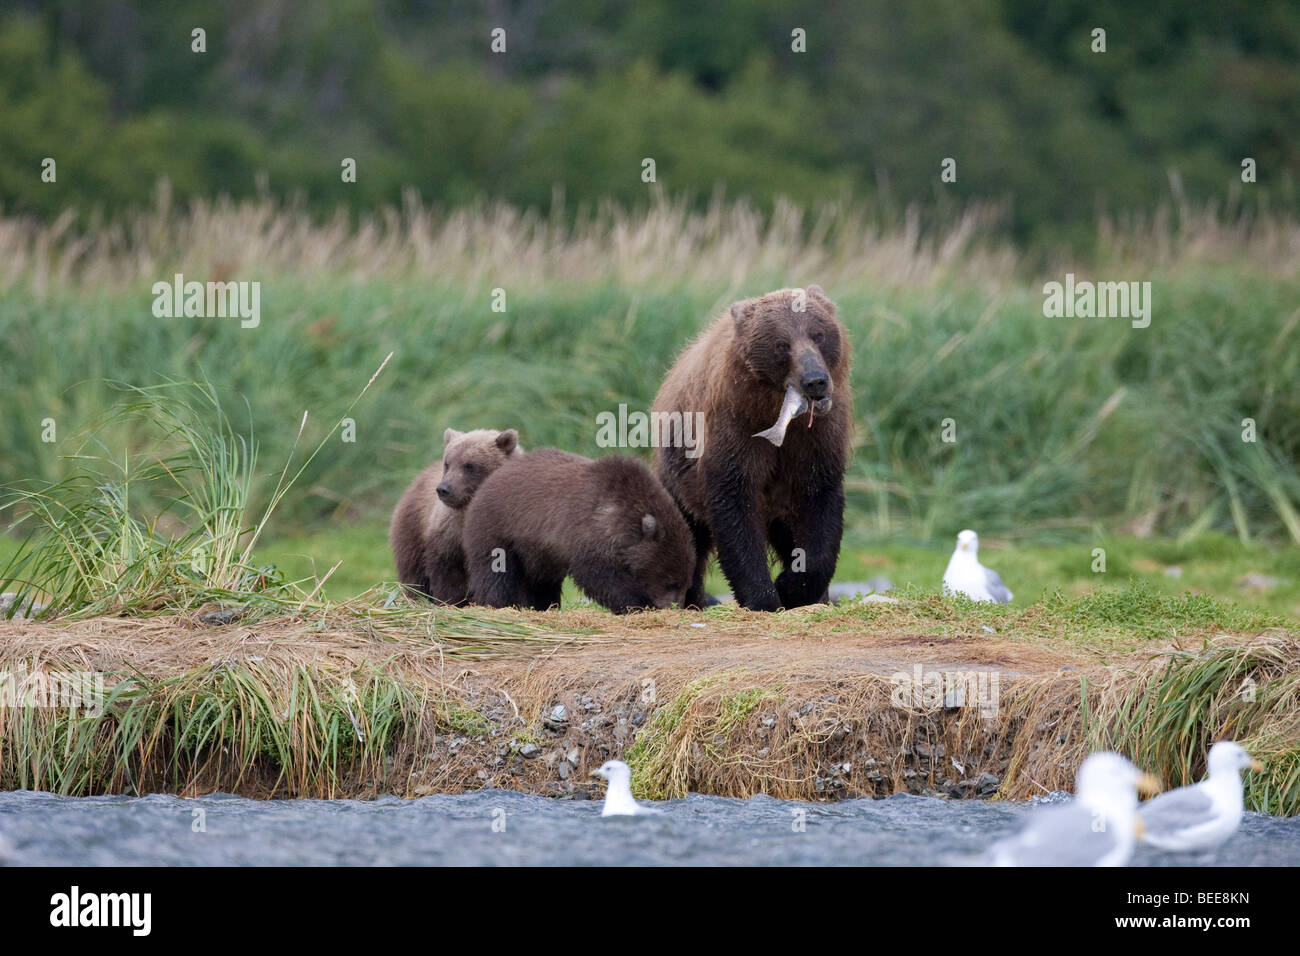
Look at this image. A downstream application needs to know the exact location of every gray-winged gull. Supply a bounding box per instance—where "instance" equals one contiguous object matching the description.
[1138,741,1262,852]
[591,760,662,817]
[990,752,1160,866]
[943,530,1013,603]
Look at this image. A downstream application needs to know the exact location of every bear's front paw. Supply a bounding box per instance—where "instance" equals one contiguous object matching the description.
[776,570,830,609]
[683,585,711,611]
[737,588,782,613]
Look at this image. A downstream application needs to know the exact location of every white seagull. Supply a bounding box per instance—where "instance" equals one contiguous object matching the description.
[1138,741,1263,852]
[591,760,661,817]
[990,752,1160,867]
[943,529,1013,603]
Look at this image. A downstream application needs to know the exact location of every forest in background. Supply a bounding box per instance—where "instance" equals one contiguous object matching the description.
[2,0,1297,247]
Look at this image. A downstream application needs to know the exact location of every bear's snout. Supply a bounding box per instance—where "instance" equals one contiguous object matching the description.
[800,369,830,399]
[796,348,832,400]
[435,482,453,502]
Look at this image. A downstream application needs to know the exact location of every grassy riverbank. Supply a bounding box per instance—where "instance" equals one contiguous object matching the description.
[0,589,1296,814]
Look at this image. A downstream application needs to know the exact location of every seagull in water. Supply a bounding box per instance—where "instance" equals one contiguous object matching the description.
[1138,741,1262,852]
[990,752,1160,867]
[591,760,661,817]
[943,530,1013,604]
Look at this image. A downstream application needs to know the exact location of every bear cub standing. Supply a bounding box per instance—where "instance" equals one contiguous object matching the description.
[390,427,522,604]
[462,449,694,614]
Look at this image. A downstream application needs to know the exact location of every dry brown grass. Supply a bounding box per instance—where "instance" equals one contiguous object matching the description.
[0,190,1014,295]
[3,606,1294,810]
[4,188,1296,297]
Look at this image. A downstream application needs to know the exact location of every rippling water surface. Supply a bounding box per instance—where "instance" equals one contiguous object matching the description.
[1,790,1296,866]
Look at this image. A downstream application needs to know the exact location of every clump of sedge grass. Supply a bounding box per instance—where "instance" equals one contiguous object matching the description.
[0,361,391,619]
[1087,634,1300,816]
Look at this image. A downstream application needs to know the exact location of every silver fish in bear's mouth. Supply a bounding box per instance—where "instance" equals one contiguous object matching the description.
[752,385,832,447]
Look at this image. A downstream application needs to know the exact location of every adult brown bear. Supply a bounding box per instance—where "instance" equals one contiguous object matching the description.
[652,286,851,611]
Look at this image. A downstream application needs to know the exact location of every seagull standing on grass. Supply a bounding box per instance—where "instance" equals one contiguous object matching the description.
[990,752,1161,867]
[943,530,1013,603]
[591,760,661,817]
[1138,741,1263,852]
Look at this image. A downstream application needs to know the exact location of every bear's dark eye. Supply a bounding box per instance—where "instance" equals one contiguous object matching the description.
[463,463,477,475]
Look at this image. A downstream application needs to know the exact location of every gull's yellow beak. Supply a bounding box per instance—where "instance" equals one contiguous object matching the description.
[1250,759,1265,773]
[1137,772,1162,797]
[589,769,605,780]
[1134,816,1146,839]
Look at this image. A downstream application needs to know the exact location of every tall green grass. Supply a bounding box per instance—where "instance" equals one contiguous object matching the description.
[1,198,1297,543]
[0,366,390,617]
[1088,637,1300,817]
[4,273,1296,541]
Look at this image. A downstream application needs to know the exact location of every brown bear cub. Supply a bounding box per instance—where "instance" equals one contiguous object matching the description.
[652,285,852,611]
[389,428,522,604]
[462,449,694,614]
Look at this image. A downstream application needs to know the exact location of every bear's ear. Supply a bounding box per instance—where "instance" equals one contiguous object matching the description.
[729,299,755,328]
[443,428,463,447]
[641,514,658,539]
[495,429,519,454]
[807,284,835,314]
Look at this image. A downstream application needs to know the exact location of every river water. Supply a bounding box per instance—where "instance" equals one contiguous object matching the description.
[1,789,1296,866]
